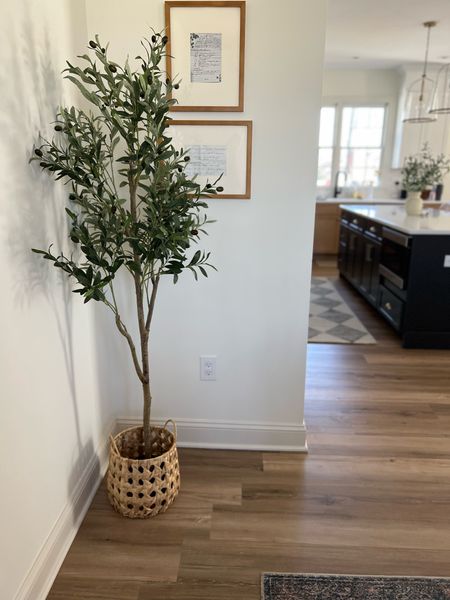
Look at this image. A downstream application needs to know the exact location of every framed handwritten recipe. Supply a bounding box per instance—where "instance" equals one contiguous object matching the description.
[165,1,246,111]
[168,120,252,198]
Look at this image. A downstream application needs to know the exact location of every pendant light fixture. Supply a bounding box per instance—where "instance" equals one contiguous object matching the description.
[403,21,438,124]
[429,63,450,114]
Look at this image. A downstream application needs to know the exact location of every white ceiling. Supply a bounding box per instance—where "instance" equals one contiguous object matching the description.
[326,0,450,69]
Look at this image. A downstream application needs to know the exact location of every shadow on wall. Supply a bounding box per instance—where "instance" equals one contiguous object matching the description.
[0,0,105,525]
[93,272,140,427]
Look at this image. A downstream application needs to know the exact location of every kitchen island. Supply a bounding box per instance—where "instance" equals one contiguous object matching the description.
[339,204,450,348]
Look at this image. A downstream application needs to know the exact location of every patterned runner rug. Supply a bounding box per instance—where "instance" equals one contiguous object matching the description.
[309,277,375,344]
[262,573,450,599]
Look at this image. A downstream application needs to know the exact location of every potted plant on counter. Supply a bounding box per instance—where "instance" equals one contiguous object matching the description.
[30,32,222,518]
[401,151,428,215]
[402,144,450,215]
[425,148,450,201]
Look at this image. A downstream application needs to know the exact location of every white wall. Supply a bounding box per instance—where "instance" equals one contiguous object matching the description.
[0,1,113,598]
[0,1,326,596]
[323,68,400,99]
[85,0,327,448]
[321,67,402,199]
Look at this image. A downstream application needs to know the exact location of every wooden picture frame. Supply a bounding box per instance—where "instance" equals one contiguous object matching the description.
[165,1,246,112]
[168,120,252,199]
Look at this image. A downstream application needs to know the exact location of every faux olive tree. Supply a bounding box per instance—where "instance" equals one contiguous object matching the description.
[31,33,221,457]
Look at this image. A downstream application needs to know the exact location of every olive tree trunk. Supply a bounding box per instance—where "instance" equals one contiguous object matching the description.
[128,169,160,458]
[140,276,159,457]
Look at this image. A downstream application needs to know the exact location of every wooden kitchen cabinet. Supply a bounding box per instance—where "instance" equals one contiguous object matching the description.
[313,203,340,254]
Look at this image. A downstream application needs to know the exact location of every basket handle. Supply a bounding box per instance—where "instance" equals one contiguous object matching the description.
[163,419,177,442]
[109,434,120,455]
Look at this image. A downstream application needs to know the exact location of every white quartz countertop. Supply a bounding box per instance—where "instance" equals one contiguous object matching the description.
[317,197,400,204]
[340,204,450,235]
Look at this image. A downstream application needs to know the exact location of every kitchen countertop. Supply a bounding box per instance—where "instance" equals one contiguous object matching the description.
[317,197,401,204]
[340,204,450,235]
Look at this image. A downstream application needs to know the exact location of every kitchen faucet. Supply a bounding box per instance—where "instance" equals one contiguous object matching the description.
[333,170,348,198]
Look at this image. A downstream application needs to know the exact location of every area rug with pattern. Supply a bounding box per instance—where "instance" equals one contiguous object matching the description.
[262,573,450,599]
[309,277,375,344]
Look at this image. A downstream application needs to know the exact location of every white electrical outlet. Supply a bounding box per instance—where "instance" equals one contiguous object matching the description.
[200,355,217,381]
[444,255,450,268]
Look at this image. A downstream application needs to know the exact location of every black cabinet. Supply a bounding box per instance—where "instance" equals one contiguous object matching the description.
[339,212,381,308]
[378,284,404,331]
[339,208,450,348]
[361,235,381,305]
[337,224,348,275]
[348,230,363,285]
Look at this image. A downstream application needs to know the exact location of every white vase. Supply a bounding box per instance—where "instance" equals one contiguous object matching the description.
[405,191,423,216]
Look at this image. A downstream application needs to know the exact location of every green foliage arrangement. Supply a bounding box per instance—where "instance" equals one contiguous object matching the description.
[401,143,450,192]
[31,32,222,457]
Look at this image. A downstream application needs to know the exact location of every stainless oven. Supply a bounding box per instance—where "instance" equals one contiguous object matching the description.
[379,227,411,290]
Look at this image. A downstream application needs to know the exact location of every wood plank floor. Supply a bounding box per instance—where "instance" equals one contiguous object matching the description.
[48,259,450,599]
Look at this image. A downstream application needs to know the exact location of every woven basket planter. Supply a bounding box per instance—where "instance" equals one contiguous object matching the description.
[106,420,180,519]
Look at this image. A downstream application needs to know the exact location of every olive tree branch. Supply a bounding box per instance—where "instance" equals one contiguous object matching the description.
[105,280,144,383]
[114,314,145,383]
[145,275,160,333]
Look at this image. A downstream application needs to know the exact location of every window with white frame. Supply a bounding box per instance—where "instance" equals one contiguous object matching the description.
[317,106,336,187]
[317,104,386,189]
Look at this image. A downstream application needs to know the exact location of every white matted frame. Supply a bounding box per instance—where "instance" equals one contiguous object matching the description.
[168,120,252,199]
[165,1,246,112]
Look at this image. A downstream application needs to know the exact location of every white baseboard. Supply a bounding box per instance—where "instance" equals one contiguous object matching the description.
[116,417,308,452]
[14,422,112,600]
